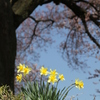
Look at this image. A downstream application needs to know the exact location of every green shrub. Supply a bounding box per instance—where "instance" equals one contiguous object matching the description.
[0,85,23,100]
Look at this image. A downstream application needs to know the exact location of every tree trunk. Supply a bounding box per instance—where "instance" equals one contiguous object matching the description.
[0,0,16,92]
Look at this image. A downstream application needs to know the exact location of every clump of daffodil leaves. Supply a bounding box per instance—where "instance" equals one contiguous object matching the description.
[16,64,84,100]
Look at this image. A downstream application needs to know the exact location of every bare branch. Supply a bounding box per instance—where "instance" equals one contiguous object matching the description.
[29,16,54,23]
[74,0,98,12]
[89,14,100,27]
[23,16,54,51]
[81,18,100,48]
[23,22,38,51]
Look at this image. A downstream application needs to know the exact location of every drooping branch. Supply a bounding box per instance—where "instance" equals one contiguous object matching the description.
[82,18,100,48]
[24,16,54,51]
[23,22,38,51]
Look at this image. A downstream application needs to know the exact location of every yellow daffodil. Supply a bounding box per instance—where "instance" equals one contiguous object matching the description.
[75,79,79,86]
[49,69,58,76]
[75,79,80,89]
[48,75,58,84]
[75,79,84,89]
[16,74,22,82]
[59,74,65,81]
[22,66,31,76]
[78,81,84,89]
[40,66,49,76]
[17,63,25,73]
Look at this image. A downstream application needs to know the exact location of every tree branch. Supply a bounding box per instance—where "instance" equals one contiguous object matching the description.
[12,0,52,29]
[24,16,54,51]
[82,18,100,48]
[29,16,54,23]
[89,14,100,27]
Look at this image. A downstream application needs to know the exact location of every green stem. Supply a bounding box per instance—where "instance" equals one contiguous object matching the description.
[59,83,75,100]
[56,79,60,88]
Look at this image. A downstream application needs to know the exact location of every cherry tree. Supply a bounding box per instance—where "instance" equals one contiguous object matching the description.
[0,0,100,92]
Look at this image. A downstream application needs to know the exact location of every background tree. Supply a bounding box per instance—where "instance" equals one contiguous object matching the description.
[0,0,100,92]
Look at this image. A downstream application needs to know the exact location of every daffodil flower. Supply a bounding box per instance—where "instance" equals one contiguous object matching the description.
[49,69,58,76]
[75,79,84,89]
[40,66,49,76]
[48,75,58,84]
[16,74,22,82]
[17,63,25,73]
[75,79,79,86]
[22,66,31,76]
[78,81,84,89]
[59,74,65,81]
